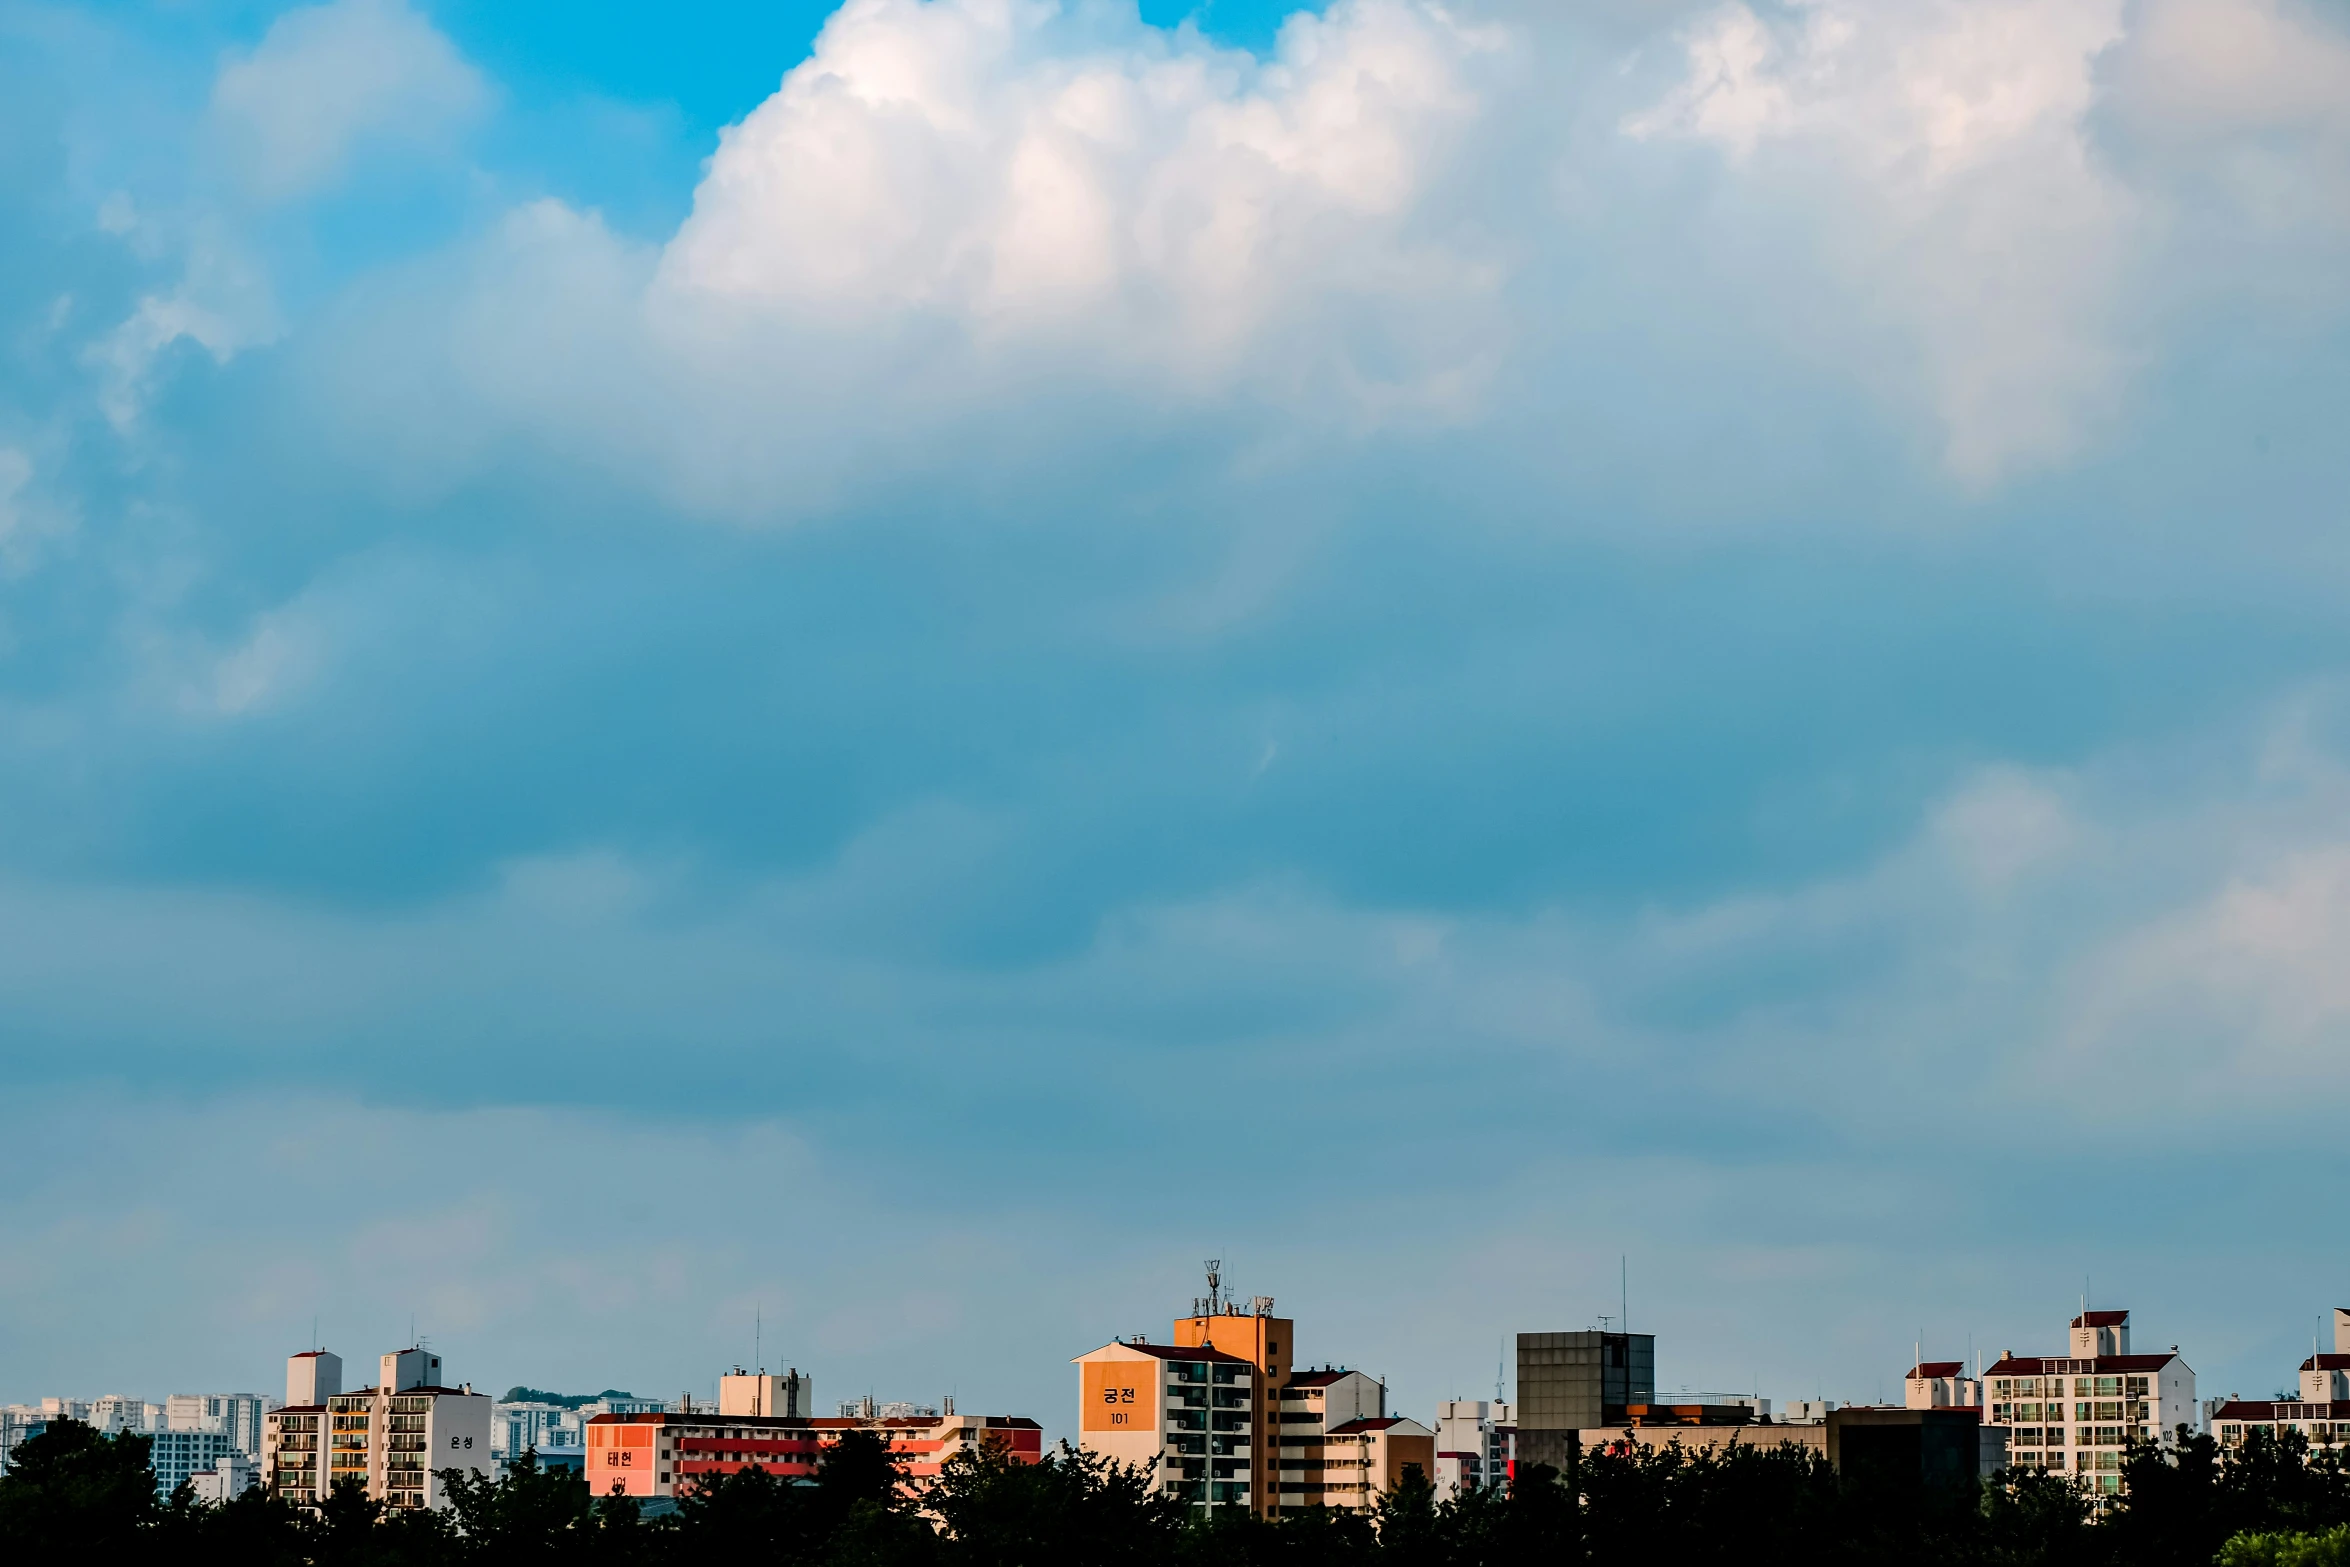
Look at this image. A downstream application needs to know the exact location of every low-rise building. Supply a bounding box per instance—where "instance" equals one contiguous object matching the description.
[583,1407,1043,1503]
[190,1452,260,1503]
[1981,1309,2196,1495]
[1432,1399,1514,1498]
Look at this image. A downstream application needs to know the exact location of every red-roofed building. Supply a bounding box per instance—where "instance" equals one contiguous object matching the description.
[1074,1339,1257,1513]
[1979,1309,2196,1497]
[1904,1360,1981,1412]
[1319,1416,1436,1511]
[583,1406,1043,1504]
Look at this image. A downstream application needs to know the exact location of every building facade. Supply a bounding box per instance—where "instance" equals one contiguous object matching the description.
[1433,1399,1515,1498]
[1172,1290,1291,1517]
[150,1428,238,1497]
[1905,1361,1983,1410]
[166,1393,273,1457]
[2207,1307,2350,1454]
[1319,1417,1438,1509]
[1515,1331,1654,1474]
[1076,1339,1257,1512]
[1269,1367,1386,1511]
[721,1369,815,1418]
[1981,1309,2196,1495]
[492,1401,584,1462]
[190,1452,260,1503]
[262,1347,493,1511]
[584,1407,1043,1501]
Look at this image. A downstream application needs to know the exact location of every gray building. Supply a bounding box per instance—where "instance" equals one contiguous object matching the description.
[1515,1331,1654,1473]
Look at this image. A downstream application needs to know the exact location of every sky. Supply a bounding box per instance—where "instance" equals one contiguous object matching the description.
[3,0,2350,1437]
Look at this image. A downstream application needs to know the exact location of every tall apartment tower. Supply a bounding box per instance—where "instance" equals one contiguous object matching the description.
[1171,1281,1291,1520]
[263,1346,490,1511]
[1515,1331,1655,1474]
[1074,1339,1257,1512]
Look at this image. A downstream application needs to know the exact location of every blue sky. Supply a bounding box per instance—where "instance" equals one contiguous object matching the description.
[4,0,2350,1433]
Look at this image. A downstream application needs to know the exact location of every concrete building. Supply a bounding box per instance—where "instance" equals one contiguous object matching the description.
[584,1406,1043,1502]
[190,1452,260,1504]
[1515,1331,1654,1474]
[1319,1417,1438,1509]
[150,1428,239,1497]
[721,1369,815,1418]
[1076,1339,1256,1512]
[262,1346,492,1511]
[1267,1367,1387,1512]
[1171,1283,1291,1517]
[1905,1361,1983,1410]
[87,1395,166,1434]
[2206,1306,2350,1455]
[1829,1407,2006,1487]
[492,1400,583,1462]
[1433,1398,1514,1498]
[1981,1309,2196,1496]
[166,1393,273,1457]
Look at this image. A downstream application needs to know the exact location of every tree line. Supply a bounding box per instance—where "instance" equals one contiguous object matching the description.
[6,1416,2350,1566]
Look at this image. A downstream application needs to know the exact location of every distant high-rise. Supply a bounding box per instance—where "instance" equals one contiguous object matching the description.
[1514,1331,1654,1474]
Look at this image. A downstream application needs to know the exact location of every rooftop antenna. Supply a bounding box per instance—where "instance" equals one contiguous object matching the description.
[756,1305,763,1374]
[1621,1256,1628,1337]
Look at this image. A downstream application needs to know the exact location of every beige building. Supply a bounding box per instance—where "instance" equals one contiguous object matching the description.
[1982,1309,2196,1496]
[718,1369,816,1418]
[1073,1339,1257,1512]
[1318,1417,1437,1508]
[263,1347,492,1511]
[2208,1307,2350,1455]
[1273,1369,1386,1512]
[584,1406,1042,1500]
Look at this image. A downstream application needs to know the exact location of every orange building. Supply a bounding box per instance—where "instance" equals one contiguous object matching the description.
[1172,1298,1292,1517]
[584,1409,1041,1502]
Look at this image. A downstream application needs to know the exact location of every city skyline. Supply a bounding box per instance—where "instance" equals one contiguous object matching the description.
[6,0,2350,1452]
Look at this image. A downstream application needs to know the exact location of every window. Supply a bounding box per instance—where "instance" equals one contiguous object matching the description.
[2095,1378,2122,1397]
[2014,1428,2041,1447]
[2126,1377,2149,1396]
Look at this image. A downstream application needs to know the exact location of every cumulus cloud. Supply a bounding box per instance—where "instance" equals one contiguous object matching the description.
[209,0,489,203]
[1626,0,2137,481]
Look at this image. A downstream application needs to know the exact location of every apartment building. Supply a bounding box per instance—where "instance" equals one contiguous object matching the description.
[262,1347,492,1510]
[1433,1399,1514,1498]
[584,1406,1043,1501]
[1905,1361,1983,1410]
[2208,1307,2350,1454]
[1076,1339,1256,1511]
[1172,1283,1291,1517]
[166,1393,272,1457]
[150,1428,239,1497]
[492,1400,583,1461]
[1320,1417,1438,1509]
[1981,1309,2196,1496]
[721,1368,815,1417]
[1266,1367,1386,1511]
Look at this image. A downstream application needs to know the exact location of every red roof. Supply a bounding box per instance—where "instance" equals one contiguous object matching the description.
[2300,1355,2350,1372]
[290,1350,332,1359]
[1982,1353,2177,1375]
[2210,1400,2350,1421]
[1284,1370,1358,1389]
[1908,1362,1966,1379]
[2071,1311,2130,1328]
[1328,1417,1408,1434]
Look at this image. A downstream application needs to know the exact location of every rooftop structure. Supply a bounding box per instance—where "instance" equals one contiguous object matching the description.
[1981,1308,2196,1496]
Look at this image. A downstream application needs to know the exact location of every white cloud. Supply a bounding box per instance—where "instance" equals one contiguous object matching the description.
[1627,0,2136,481]
[209,0,489,203]
[663,0,1501,381]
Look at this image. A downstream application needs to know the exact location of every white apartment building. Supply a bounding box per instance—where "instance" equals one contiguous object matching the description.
[492,1401,584,1461]
[167,1393,273,1457]
[1074,1340,1256,1511]
[1982,1309,2196,1497]
[262,1347,492,1511]
[87,1395,167,1434]
[1271,1368,1386,1513]
[2208,1307,2350,1454]
[1433,1399,1514,1498]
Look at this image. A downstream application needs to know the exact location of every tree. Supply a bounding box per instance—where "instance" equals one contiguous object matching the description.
[0,1418,159,1551]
